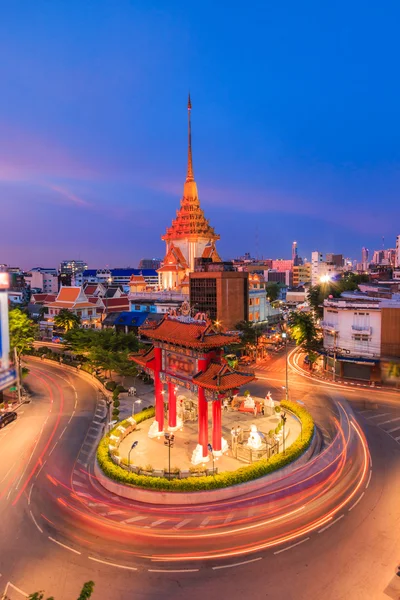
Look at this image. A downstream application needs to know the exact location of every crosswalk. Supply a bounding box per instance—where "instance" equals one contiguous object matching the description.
[356,408,400,443]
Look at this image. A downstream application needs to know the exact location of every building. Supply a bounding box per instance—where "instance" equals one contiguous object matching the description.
[81,268,158,290]
[60,260,88,277]
[41,287,102,337]
[25,268,59,294]
[311,251,324,285]
[292,241,299,266]
[326,254,344,268]
[361,247,369,270]
[138,258,162,270]
[321,292,400,381]
[189,267,249,329]
[131,316,255,462]
[395,235,400,268]
[158,96,221,290]
[292,263,312,287]
[264,269,292,287]
[271,259,293,273]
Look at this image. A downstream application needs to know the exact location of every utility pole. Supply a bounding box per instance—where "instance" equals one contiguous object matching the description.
[282,332,289,400]
[332,330,338,382]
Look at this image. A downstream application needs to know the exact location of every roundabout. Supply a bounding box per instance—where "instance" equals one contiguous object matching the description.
[1,352,399,600]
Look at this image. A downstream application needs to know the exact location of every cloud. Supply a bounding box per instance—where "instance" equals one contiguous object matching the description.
[46,183,92,208]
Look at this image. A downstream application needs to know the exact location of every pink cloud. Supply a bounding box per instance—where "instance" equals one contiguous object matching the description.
[47,183,92,208]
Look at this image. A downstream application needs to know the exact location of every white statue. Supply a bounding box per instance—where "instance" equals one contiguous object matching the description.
[191,444,209,465]
[244,395,255,408]
[247,424,263,450]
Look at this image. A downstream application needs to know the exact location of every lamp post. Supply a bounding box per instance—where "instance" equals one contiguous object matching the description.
[128,440,138,467]
[132,398,142,417]
[282,331,289,400]
[164,432,175,480]
[208,443,215,475]
[281,412,287,454]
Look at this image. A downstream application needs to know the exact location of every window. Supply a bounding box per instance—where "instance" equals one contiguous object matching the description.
[77,311,82,317]
[88,309,92,316]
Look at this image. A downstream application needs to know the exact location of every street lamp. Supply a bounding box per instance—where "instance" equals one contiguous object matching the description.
[282,331,289,400]
[320,274,331,284]
[281,412,287,454]
[208,443,215,475]
[128,440,138,466]
[132,398,142,416]
[164,432,175,480]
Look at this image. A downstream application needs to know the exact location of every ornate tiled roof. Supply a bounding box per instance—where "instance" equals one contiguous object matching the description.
[130,347,155,368]
[193,362,256,391]
[139,316,239,349]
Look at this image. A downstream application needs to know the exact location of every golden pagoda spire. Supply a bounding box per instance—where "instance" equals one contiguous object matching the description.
[186,93,194,182]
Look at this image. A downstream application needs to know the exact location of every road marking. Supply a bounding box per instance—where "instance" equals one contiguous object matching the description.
[72,480,87,488]
[73,469,86,479]
[76,491,92,498]
[148,568,199,573]
[366,413,390,420]
[174,518,192,529]
[30,510,43,533]
[28,484,34,505]
[106,510,124,516]
[377,416,400,426]
[349,491,365,511]
[48,536,81,554]
[150,519,168,527]
[386,425,400,434]
[199,517,211,527]
[77,459,88,467]
[366,470,372,489]
[123,515,147,524]
[223,514,234,525]
[0,462,16,484]
[395,435,400,442]
[3,581,29,597]
[274,537,310,555]
[318,514,344,533]
[88,557,137,570]
[212,557,262,570]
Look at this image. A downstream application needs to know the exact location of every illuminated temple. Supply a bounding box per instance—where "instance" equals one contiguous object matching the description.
[157,95,221,290]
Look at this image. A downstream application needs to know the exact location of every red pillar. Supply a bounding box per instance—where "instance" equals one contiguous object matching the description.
[197,356,209,458]
[168,381,176,429]
[154,347,164,433]
[198,387,208,458]
[212,400,222,452]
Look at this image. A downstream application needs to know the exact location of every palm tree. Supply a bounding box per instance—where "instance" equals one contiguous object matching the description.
[288,311,319,350]
[54,308,81,332]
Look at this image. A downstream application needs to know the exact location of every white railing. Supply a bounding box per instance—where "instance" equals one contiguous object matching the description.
[351,325,372,334]
[320,321,338,331]
[129,291,188,301]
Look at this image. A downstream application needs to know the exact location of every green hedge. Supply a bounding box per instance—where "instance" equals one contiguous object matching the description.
[96,401,315,493]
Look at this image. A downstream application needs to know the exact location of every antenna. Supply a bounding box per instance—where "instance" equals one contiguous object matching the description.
[382,236,385,250]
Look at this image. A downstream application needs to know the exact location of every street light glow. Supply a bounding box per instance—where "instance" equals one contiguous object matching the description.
[320,274,331,283]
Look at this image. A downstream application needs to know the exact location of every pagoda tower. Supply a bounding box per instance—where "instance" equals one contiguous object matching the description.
[158,96,221,290]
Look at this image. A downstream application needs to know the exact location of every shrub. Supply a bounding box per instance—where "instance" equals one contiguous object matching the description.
[112,408,120,419]
[97,402,314,492]
[244,390,251,397]
[116,384,127,393]
[113,399,120,409]
[105,381,117,391]
[112,388,120,402]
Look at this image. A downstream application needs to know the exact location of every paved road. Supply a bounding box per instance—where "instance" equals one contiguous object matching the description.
[1,356,400,600]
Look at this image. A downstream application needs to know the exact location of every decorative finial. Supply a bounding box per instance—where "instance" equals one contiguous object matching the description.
[186,93,194,182]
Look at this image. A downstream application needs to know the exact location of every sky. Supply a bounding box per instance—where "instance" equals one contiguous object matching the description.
[0,0,399,269]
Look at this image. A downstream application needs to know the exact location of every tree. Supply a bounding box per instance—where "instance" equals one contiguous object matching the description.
[26,581,94,600]
[265,282,280,302]
[288,311,320,351]
[388,362,400,387]
[9,308,37,359]
[54,308,81,332]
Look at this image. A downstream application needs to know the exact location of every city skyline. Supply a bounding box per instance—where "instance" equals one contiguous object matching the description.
[1,1,400,268]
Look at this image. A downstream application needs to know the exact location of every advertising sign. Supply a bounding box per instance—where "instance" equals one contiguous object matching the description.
[0,285,16,392]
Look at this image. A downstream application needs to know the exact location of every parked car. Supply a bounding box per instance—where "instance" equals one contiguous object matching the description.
[0,412,17,428]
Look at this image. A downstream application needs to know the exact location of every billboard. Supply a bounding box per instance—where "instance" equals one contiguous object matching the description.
[0,285,16,392]
[165,350,196,381]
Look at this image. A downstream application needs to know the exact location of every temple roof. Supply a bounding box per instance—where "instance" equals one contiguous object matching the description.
[139,316,239,349]
[162,97,220,243]
[193,362,256,391]
[130,346,155,368]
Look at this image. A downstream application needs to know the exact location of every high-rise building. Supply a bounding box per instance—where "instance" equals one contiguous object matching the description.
[138,258,162,270]
[271,259,293,272]
[189,268,248,329]
[292,264,312,287]
[292,241,299,266]
[311,251,324,285]
[158,95,221,290]
[361,247,369,270]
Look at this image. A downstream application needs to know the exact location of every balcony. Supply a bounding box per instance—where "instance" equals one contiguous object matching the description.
[320,321,339,331]
[351,325,372,334]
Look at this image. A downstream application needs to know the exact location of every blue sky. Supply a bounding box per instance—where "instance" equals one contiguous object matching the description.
[0,0,399,268]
